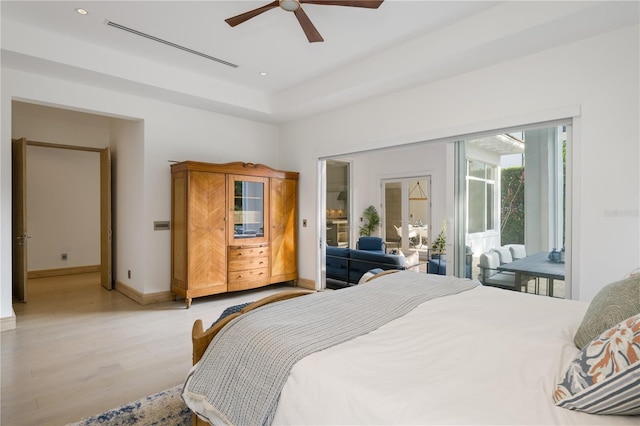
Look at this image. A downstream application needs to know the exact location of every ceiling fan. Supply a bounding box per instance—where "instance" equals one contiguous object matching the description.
[225,0,385,43]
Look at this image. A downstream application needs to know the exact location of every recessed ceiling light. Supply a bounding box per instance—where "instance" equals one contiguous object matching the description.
[260,72,268,77]
[75,8,89,15]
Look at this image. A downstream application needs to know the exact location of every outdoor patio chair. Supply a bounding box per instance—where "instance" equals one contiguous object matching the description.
[478,251,526,291]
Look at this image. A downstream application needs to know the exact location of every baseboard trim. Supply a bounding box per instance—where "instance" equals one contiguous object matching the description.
[297,278,315,290]
[1,310,17,332]
[28,265,101,279]
[115,280,174,305]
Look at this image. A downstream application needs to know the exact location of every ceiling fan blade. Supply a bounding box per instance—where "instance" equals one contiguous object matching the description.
[300,0,384,8]
[294,7,324,43]
[225,0,280,27]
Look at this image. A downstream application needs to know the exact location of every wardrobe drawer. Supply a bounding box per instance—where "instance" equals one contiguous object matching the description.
[227,266,270,291]
[228,255,268,272]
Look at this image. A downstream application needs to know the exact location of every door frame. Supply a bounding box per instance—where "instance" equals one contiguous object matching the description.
[11,139,112,300]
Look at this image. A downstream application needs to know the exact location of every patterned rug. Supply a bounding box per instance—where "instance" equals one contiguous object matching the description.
[67,385,191,425]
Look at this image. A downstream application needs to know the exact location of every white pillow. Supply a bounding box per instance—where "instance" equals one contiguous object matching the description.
[404,251,419,267]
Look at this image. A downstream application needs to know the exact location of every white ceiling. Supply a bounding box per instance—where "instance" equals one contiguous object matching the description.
[2,1,638,123]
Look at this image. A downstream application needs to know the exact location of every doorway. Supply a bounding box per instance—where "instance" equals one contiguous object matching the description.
[382,176,431,258]
[12,138,112,302]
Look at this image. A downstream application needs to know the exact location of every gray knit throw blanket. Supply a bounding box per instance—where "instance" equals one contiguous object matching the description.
[184,271,479,426]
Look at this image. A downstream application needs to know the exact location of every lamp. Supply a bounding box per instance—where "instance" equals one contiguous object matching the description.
[409,182,427,201]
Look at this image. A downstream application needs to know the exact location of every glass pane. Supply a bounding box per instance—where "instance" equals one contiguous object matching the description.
[234,180,264,239]
[384,178,431,254]
[468,180,485,233]
[468,160,485,178]
[486,165,495,180]
[486,183,494,230]
[326,160,350,247]
[384,182,402,248]
[409,179,429,247]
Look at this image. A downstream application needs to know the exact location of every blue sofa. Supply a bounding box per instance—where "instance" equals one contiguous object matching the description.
[326,246,417,285]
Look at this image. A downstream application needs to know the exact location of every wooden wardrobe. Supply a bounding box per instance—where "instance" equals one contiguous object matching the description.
[170,161,298,308]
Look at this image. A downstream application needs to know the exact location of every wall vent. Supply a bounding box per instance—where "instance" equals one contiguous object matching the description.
[105,20,238,68]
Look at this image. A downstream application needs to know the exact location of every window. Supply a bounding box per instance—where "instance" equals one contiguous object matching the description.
[467,160,496,234]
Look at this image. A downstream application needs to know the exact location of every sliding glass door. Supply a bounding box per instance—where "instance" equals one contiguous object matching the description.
[455,124,568,296]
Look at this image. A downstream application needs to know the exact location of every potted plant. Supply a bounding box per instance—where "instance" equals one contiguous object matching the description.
[359,205,380,237]
[431,220,446,259]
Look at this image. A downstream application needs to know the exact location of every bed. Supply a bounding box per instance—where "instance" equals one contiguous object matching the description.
[182,270,640,425]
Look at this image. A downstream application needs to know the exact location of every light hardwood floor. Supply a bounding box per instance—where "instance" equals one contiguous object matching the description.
[1,273,300,425]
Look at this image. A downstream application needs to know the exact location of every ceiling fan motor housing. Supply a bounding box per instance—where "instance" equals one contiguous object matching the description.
[280,0,301,12]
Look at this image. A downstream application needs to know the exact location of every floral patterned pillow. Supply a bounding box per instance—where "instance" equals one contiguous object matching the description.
[553,313,640,415]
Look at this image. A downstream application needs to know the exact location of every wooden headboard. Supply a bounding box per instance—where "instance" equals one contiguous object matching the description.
[191,289,315,364]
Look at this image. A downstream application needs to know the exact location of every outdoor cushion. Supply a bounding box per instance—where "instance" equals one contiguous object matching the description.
[484,271,516,288]
[492,246,513,264]
[479,252,500,278]
[508,244,526,260]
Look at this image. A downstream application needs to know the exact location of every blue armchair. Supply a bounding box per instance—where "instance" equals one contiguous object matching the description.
[356,237,386,253]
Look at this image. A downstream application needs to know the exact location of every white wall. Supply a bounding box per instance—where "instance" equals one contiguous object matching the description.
[343,142,447,249]
[12,102,107,272]
[110,117,144,291]
[26,146,100,270]
[139,103,281,294]
[281,25,640,302]
[1,22,638,323]
[1,69,281,320]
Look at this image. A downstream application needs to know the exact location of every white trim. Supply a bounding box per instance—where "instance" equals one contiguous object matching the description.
[315,105,581,159]
[1,309,17,332]
[317,106,581,296]
[317,159,326,291]
[565,123,576,300]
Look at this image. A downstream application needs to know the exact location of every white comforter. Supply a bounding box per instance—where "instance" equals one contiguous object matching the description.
[272,285,637,425]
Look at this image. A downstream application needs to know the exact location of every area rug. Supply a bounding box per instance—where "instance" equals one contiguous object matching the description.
[67,385,191,425]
